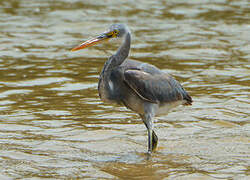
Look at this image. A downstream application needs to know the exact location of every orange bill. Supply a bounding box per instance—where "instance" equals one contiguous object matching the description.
[71,32,113,52]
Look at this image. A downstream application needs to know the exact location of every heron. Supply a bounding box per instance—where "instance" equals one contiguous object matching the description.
[71,24,192,154]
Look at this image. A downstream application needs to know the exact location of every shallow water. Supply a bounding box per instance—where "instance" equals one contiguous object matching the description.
[0,0,249,179]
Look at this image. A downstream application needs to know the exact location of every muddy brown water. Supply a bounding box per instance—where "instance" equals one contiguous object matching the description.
[0,0,249,179]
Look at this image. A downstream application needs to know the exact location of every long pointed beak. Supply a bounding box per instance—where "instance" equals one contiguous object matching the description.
[71,32,113,52]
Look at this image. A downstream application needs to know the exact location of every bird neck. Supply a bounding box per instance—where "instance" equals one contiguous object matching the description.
[115,32,131,64]
[98,32,131,101]
[100,32,131,79]
[104,32,131,72]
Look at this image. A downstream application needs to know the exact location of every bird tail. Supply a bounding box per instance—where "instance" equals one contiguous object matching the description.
[183,93,192,105]
[179,85,193,105]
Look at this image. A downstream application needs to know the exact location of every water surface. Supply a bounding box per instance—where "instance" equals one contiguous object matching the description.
[0,0,249,179]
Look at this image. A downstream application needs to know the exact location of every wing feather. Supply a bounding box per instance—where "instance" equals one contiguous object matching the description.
[124,69,189,104]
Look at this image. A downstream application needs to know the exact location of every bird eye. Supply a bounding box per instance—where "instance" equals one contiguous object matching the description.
[114,30,119,34]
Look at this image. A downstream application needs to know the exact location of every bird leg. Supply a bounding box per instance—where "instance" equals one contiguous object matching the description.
[142,113,158,154]
[152,130,158,152]
[147,128,153,154]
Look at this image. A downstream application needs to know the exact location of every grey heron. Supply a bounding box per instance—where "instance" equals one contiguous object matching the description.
[71,24,192,154]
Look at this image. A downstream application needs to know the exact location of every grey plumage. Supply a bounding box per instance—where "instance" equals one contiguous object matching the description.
[72,23,192,154]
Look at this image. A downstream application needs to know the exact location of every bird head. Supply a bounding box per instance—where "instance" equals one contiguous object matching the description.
[108,24,129,38]
[71,23,129,51]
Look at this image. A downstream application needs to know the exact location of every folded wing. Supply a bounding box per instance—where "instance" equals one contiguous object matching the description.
[124,69,192,105]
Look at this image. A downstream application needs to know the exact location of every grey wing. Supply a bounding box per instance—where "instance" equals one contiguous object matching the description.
[124,69,192,105]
